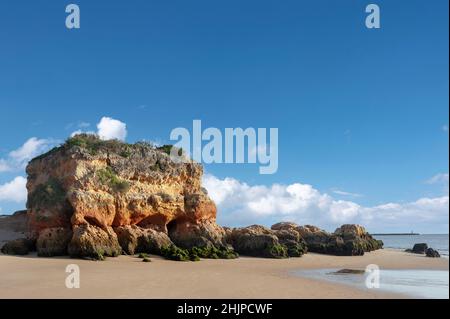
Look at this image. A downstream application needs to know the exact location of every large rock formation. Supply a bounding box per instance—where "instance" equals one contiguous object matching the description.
[271,222,383,256]
[23,134,228,259]
[227,225,307,258]
[0,134,384,260]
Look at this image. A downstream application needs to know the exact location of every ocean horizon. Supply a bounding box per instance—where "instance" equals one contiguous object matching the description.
[373,234,449,257]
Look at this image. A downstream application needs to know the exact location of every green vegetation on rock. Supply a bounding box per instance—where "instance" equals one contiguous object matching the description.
[157,144,183,156]
[66,134,128,156]
[27,178,66,209]
[160,244,238,262]
[161,244,191,261]
[97,167,130,193]
[190,246,239,260]
[268,244,288,259]
[30,134,172,163]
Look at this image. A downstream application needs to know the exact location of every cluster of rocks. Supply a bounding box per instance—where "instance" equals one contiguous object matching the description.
[0,134,384,260]
[271,222,383,256]
[406,243,441,258]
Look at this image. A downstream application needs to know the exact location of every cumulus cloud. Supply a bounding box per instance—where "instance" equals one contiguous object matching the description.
[72,117,127,141]
[0,176,27,203]
[9,138,54,164]
[0,138,57,172]
[203,174,449,233]
[97,117,127,141]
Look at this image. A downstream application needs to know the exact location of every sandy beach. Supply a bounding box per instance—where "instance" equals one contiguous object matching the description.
[0,248,447,299]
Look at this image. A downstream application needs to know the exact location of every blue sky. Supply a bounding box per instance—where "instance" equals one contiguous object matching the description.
[0,0,448,233]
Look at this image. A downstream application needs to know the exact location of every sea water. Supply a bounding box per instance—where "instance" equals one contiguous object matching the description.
[294,234,449,298]
[294,268,449,299]
[373,234,449,257]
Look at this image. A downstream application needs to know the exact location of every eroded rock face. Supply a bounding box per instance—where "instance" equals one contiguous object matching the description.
[23,134,227,259]
[115,225,173,255]
[36,227,72,257]
[68,225,122,260]
[228,225,287,258]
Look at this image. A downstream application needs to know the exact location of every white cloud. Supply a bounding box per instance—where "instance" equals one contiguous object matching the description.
[0,138,57,172]
[332,189,363,198]
[0,159,11,173]
[203,174,449,233]
[9,138,54,164]
[97,117,127,141]
[72,117,127,141]
[0,176,27,203]
[426,173,449,185]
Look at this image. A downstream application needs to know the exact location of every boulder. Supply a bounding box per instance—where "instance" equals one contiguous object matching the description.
[168,219,228,249]
[271,222,383,256]
[411,243,428,254]
[273,229,307,257]
[332,269,365,275]
[228,225,288,258]
[68,224,122,260]
[425,248,440,258]
[36,227,72,256]
[334,224,368,238]
[271,222,299,232]
[1,238,35,255]
[114,225,173,255]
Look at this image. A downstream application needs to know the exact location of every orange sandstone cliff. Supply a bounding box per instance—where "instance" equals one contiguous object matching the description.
[25,134,228,259]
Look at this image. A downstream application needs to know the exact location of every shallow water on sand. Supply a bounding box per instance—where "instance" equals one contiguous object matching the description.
[294,268,449,299]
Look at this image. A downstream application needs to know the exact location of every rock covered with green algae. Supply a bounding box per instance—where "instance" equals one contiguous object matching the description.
[271,222,383,256]
[226,225,307,259]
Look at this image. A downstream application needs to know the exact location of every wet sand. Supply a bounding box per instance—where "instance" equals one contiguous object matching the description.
[0,248,447,299]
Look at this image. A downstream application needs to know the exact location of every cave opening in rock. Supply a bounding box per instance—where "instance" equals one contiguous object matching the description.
[166,219,179,236]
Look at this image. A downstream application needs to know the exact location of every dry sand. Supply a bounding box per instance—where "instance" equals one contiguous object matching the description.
[0,248,447,299]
